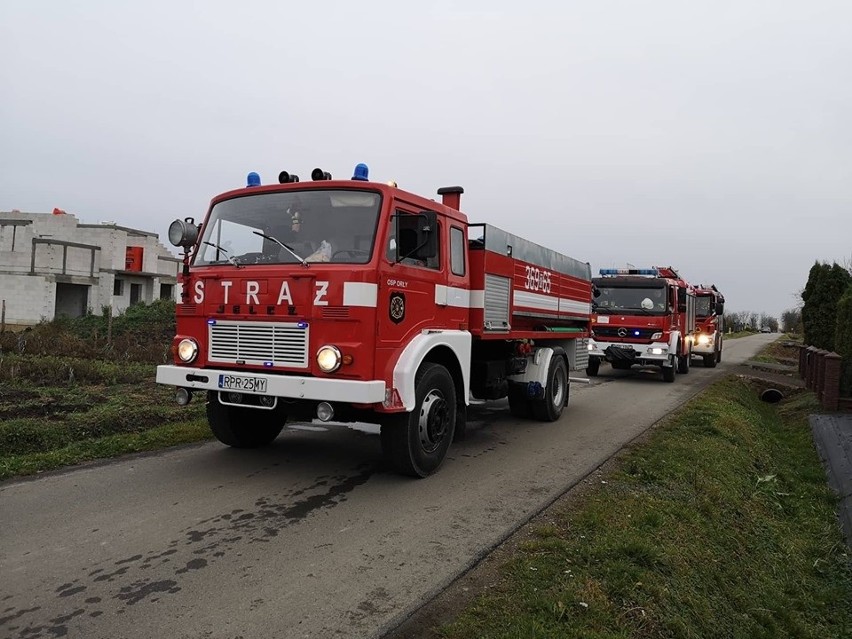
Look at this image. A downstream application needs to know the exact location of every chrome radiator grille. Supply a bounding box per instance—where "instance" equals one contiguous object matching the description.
[208,321,309,368]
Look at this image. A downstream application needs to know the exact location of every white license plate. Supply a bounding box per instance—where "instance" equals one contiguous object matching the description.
[218,374,268,393]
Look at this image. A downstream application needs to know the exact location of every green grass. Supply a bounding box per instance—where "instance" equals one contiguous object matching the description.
[441,378,852,639]
[0,418,211,480]
[0,376,208,481]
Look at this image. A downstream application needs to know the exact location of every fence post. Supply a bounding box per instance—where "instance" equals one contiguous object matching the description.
[805,346,816,389]
[798,344,807,378]
[824,352,842,411]
[816,350,827,403]
[1,299,5,334]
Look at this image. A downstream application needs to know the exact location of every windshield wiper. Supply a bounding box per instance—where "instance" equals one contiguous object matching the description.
[252,231,308,267]
[621,307,654,315]
[593,307,615,314]
[202,241,242,268]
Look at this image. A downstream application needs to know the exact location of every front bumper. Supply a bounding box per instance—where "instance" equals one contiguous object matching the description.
[588,340,671,366]
[156,365,386,404]
[692,337,716,355]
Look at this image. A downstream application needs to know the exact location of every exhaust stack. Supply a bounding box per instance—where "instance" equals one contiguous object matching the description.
[437,186,464,210]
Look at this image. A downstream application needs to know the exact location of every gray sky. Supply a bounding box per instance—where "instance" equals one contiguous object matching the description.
[2,0,850,319]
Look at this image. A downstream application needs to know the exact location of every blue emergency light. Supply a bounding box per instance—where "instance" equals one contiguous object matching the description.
[352,163,369,181]
[599,268,658,276]
[246,172,261,187]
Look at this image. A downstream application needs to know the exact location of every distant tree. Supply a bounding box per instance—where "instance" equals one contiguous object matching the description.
[781,308,803,334]
[766,316,779,332]
[802,261,852,350]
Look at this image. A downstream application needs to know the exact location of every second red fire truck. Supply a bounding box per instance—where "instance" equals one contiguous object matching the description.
[586,267,696,382]
[157,163,593,477]
[692,284,725,367]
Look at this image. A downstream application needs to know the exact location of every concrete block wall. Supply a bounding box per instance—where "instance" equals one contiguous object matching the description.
[1,274,54,325]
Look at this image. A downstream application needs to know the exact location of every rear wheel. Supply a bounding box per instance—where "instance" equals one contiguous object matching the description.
[206,392,285,448]
[717,348,722,363]
[586,357,601,377]
[531,356,569,421]
[380,363,456,478]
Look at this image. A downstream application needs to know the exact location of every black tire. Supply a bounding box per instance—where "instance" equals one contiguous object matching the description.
[507,384,532,418]
[677,349,690,374]
[717,348,722,363]
[206,391,285,448]
[662,356,677,383]
[586,357,600,377]
[703,354,717,368]
[531,356,569,422]
[380,363,456,478]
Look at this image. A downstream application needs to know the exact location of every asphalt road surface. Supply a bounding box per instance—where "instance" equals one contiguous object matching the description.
[1,333,778,639]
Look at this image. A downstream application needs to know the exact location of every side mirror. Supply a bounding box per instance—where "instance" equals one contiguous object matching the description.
[168,218,199,248]
[414,210,438,259]
[715,302,724,316]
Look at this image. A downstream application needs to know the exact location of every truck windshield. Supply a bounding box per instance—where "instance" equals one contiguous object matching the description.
[593,286,668,315]
[194,190,382,266]
[695,296,713,318]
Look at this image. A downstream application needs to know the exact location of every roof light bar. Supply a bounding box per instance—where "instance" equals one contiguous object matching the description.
[599,268,658,276]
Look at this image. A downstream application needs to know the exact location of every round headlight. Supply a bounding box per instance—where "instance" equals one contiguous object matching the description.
[177,338,198,363]
[316,345,342,373]
[697,334,710,345]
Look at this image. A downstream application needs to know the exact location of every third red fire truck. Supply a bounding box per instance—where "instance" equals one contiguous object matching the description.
[157,163,593,477]
[691,284,724,367]
[586,267,696,382]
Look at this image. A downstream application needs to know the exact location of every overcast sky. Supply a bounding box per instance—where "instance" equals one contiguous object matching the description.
[2,1,850,318]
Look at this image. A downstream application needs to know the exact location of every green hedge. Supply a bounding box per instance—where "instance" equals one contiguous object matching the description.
[835,285,852,396]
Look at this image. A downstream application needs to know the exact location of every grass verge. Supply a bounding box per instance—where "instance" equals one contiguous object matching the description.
[440,377,851,638]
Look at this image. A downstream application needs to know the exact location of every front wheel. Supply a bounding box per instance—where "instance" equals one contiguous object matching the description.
[703,354,717,368]
[206,392,285,448]
[531,356,569,422]
[381,363,457,478]
[677,349,691,374]
[586,357,601,377]
[662,356,677,383]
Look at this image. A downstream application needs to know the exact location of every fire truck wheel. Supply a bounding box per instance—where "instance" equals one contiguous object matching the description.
[507,384,531,418]
[677,350,690,374]
[716,348,722,363]
[380,363,456,478]
[703,354,717,368]
[206,392,285,448]
[662,357,677,383]
[531,356,568,422]
[586,357,600,377]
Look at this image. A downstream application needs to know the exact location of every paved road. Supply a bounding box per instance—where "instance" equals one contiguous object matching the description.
[0,333,776,639]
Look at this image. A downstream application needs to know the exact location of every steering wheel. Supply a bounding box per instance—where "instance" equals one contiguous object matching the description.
[332,249,370,261]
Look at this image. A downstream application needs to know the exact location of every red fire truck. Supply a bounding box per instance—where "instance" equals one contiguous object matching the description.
[156,164,592,477]
[692,284,724,367]
[585,267,696,382]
